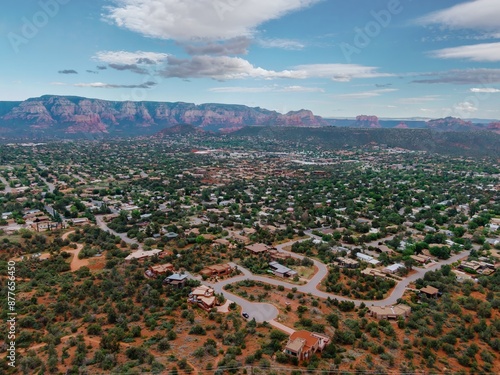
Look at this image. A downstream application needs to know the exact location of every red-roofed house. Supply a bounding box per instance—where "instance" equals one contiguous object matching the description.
[283,331,330,361]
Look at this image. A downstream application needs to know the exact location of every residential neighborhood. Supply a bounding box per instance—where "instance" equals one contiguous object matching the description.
[0,137,499,374]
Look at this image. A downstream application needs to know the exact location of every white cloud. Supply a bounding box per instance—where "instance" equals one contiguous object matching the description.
[398,95,442,104]
[454,101,478,113]
[294,64,393,81]
[429,42,500,62]
[281,85,324,93]
[93,50,169,65]
[413,69,500,84]
[470,87,500,93]
[162,55,391,81]
[258,38,305,50]
[419,0,500,32]
[335,88,398,99]
[208,85,324,93]
[73,81,157,89]
[104,0,319,41]
[209,86,274,93]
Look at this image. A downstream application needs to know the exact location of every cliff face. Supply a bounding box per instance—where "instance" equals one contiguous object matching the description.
[354,115,381,128]
[0,95,327,136]
[426,117,480,132]
[487,122,500,134]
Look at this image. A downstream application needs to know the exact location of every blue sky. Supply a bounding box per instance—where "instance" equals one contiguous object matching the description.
[2,0,500,119]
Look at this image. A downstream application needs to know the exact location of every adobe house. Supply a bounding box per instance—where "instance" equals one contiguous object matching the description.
[145,263,174,278]
[188,285,217,311]
[419,285,440,298]
[245,243,270,254]
[200,263,232,277]
[368,304,411,320]
[283,331,330,361]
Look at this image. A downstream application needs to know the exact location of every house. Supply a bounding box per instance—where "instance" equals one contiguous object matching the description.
[283,331,330,361]
[245,243,270,254]
[459,260,496,275]
[164,232,179,240]
[383,263,405,274]
[125,249,162,261]
[361,268,387,278]
[70,218,90,226]
[368,304,411,320]
[356,252,380,265]
[336,257,359,269]
[163,273,188,288]
[419,285,440,298]
[145,263,174,278]
[31,221,65,232]
[269,261,297,278]
[268,250,292,261]
[410,254,430,264]
[189,285,217,310]
[200,263,233,277]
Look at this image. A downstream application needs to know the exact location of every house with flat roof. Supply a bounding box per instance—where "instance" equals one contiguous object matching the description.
[384,263,405,274]
[419,285,440,298]
[245,243,270,254]
[356,252,380,265]
[163,273,188,288]
[336,257,359,268]
[283,331,330,361]
[369,304,411,320]
[125,249,162,261]
[200,263,233,277]
[145,263,174,278]
[269,261,297,278]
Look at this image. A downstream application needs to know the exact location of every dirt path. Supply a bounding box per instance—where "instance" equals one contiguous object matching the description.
[61,230,75,240]
[64,244,89,271]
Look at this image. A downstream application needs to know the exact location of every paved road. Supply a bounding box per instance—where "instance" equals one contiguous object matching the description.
[204,234,472,327]
[0,176,12,193]
[95,215,143,250]
[39,175,56,193]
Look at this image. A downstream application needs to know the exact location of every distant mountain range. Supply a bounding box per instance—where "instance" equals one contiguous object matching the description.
[0,95,499,138]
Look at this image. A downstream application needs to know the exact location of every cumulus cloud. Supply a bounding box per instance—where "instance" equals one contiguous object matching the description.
[93,50,169,65]
[470,87,500,93]
[103,0,319,41]
[419,0,500,32]
[258,38,305,50]
[74,81,157,89]
[429,42,500,62]
[182,37,251,56]
[413,69,500,84]
[454,101,478,113]
[160,55,391,81]
[97,65,107,70]
[58,69,78,74]
[86,70,99,74]
[335,88,398,99]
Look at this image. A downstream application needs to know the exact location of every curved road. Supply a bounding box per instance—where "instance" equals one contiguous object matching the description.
[95,215,143,250]
[93,220,471,325]
[206,233,470,323]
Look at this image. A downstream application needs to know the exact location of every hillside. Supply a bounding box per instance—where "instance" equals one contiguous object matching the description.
[232,126,500,158]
